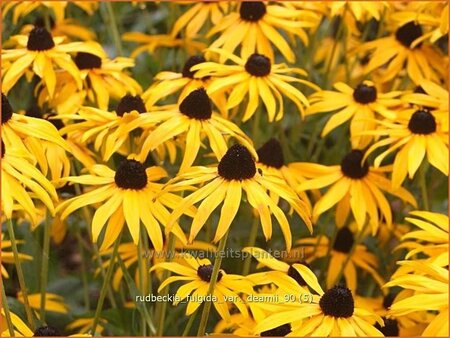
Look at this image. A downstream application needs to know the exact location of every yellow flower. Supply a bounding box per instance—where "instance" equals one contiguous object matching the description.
[138,88,255,172]
[360,20,446,84]
[306,80,402,149]
[56,160,192,251]
[207,1,318,63]
[296,149,417,232]
[1,309,34,337]
[150,253,253,320]
[2,27,105,97]
[192,48,318,122]
[255,279,383,336]
[17,292,69,315]
[362,107,448,189]
[165,144,312,249]
[1,234,33,279]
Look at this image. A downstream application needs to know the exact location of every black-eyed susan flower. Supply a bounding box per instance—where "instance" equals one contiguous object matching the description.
[360,20,446,84]
[99,239,216,290]
[385,260,448,336]
[214,313,256,336]
[296,149,417,233]
[60,94,157,162]
[142,55,227,116]
[207,1,318,63]
[1,140,58,225]
[150,253,253,320]
[306,81,402,149]
[192,49,318,122]
[56,159,192,251]
[292,226,385,292]
[138,88,255,172]
[17,292,69,315]
[170,1,230,38]
[361,108,448,188]
[2,27,105,97]
[1,234,33,278]
[165,144,312,249]
[255,278,383,336]
[66,317,106,335]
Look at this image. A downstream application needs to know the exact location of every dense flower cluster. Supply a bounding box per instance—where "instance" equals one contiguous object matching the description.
[1,1,448,337]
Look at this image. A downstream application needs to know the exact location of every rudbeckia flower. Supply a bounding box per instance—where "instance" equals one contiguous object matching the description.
[192,49,318,122]
[1,234,33,278]
[99,239,216,290]
[122,32,206,58]
[2,27,105,97]
[1,140,58,225]
[138,88,255,172]
[60,94,161,162]
[170,1,230,38]
[361,108,448,188]
[207,1,318,63]
[150,253,253,320]
[306,81,402,149]
[214,313,256,336]
[142,55,226,116]
[1,309,34,337]
[165,143,312,249]
[292,226,385,292]
[255,278,383,336]
[296,149,417,232]
[56,159,191,251]
[66,317,106,335]
[385,260,448,337]
[360,21,446,84]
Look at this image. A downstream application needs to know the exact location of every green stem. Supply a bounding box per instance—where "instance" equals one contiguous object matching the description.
[104,2,123,56]
[6,219,35,330]
[91,231,122,334]
[75,230,90,311]
[1,279,15,336]
[39,211,51,323]
[419,163,429,210]
[197,230,230,336]
[182,311,197,336]
[155,233,176,336]
[242,216,259,276]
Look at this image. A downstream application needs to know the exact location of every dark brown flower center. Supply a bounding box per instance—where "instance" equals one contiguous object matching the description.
[240,1,266,21]
[218,144,256,180]
[116,95,146,117]
[34,326,62,336]
[395,21,423,48]
[74,52,102,70]
[27,27,55,51]
[260,323,291,336]
[319,285,354,318]
[25,106,43,118]
[383,293,396,309]
[333,227,354,254]
[408,109,436,134]
[245,54,271,77]
[257,138,284,169]
[375,318,399,337]
[1,140,5,158]
[182,55,207,79]
[353,83,377,104]
[34,16,56,30]
[197,264,223,282]
[1,93,13,124]
[341,150,369,179]
[114,159,147,190]
[179,88,212,120]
